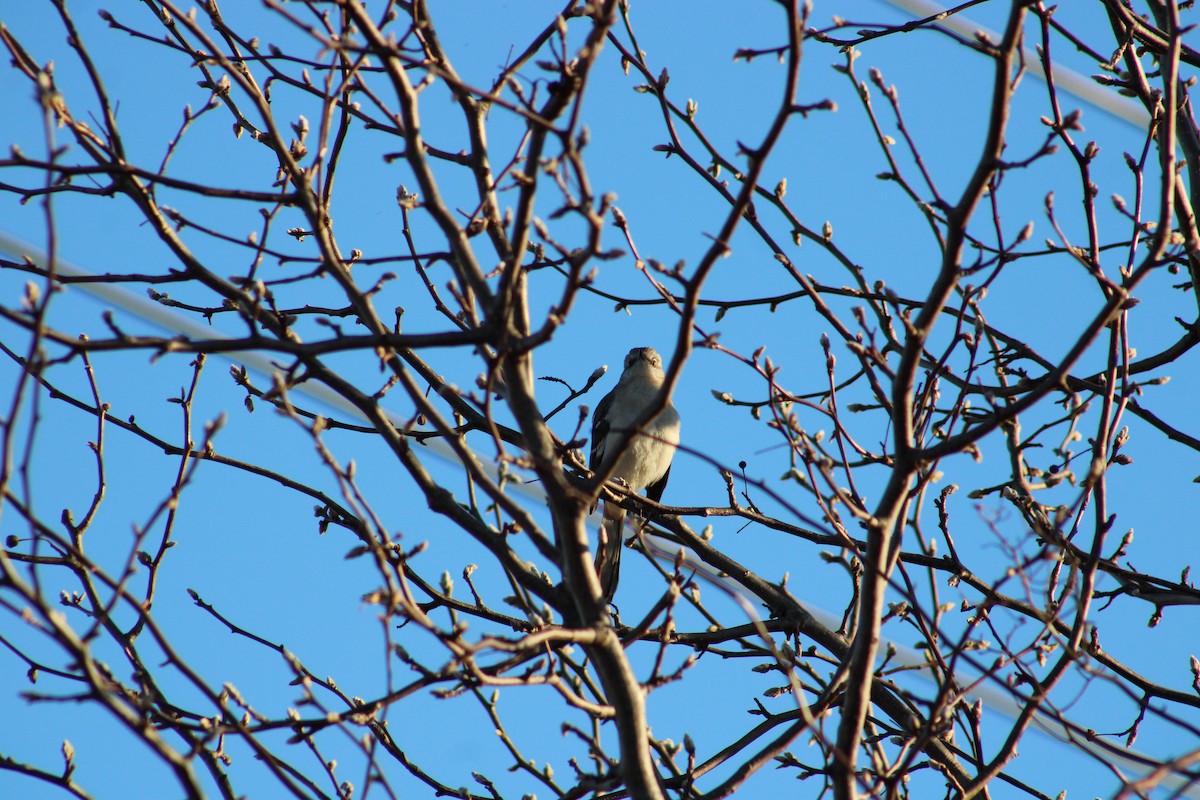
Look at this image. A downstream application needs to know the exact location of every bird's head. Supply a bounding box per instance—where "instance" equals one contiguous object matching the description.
[622,347,665,377]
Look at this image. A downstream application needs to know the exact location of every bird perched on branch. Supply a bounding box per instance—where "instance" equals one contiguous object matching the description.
[589,347,681,605]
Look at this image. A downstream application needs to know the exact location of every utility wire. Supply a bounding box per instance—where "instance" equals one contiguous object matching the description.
[4,230,1190,796]
[880,0,1148,127]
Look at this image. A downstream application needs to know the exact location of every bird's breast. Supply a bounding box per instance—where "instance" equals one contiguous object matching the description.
[603,393,680,491]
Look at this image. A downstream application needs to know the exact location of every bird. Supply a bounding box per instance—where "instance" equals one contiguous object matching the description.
[589,347,681,605]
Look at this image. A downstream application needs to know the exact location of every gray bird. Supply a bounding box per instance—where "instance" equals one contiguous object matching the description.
[589,347,681,604]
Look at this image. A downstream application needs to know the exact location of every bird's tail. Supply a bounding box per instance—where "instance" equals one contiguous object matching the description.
[595,501,625,605]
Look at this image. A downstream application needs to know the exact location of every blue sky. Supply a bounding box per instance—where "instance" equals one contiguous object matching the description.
[2,1,1199,798]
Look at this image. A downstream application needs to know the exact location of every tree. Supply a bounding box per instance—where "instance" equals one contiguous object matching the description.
[2,0,1200,798]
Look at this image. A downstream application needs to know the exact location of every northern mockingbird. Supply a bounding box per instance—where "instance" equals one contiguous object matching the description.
[590,347,681,604]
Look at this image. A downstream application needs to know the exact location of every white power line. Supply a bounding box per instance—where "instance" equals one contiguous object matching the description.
[879,0,1149,127]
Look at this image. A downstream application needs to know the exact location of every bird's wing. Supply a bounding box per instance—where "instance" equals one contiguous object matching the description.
[589,387,618,517]
[645,464,671,503]
[590,386,617,469]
